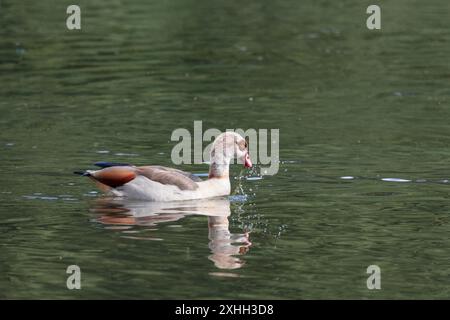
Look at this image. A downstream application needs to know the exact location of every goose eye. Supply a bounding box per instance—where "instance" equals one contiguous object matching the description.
[237,140,246,151]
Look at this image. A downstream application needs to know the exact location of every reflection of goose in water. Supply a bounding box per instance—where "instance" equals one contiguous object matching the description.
[208,214,250,270]
[90,198,251,269]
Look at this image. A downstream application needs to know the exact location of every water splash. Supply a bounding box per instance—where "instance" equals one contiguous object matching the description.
[229,194,248,202]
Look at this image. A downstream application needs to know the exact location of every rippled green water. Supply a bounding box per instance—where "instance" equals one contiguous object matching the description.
[2,0,450,299]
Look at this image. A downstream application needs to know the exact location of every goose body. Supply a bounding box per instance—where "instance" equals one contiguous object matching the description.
[77,132,252,201]
[108,169,231,201]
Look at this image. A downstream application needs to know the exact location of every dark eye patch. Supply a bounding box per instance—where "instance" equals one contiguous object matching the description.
[237,140,247,151]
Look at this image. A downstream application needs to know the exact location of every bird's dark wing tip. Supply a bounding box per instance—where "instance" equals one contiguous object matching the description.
[94,162,131,168]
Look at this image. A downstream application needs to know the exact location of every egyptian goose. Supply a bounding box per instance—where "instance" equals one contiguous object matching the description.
[75,132,252,201]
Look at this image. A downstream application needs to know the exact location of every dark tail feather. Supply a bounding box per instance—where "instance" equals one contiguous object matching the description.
[73,170,90,176]
[94,161,131,168]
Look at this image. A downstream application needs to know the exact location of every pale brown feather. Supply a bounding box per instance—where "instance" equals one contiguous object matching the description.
[137,166,200,191]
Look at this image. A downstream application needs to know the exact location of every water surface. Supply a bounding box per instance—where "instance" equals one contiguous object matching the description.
[1,0,450,299]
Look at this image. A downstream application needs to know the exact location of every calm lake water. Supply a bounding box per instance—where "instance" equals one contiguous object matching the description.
[1,0,450,299]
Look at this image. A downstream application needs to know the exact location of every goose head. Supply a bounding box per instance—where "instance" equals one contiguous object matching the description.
[210,132,252,168]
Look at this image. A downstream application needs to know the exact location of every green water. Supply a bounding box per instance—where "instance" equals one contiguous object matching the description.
[1,0,450,299]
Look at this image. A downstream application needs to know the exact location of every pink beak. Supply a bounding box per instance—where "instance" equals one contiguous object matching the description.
[244,152,252,168]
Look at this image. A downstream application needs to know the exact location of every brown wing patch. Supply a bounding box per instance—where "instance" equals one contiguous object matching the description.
[90,178,114,192]
[91,166,137,188]
[137,166,199,191]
